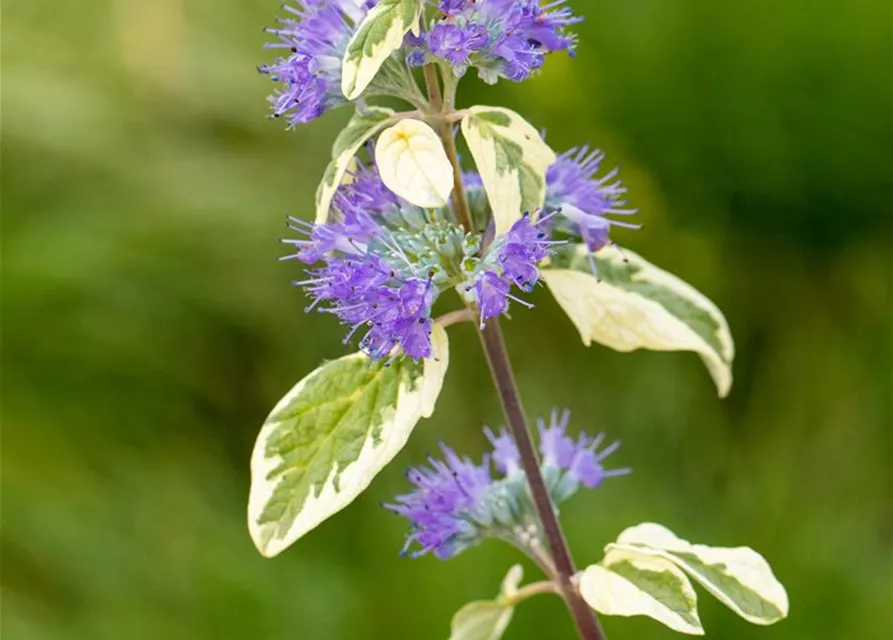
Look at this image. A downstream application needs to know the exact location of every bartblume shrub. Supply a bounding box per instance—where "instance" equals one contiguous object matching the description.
[248,2,788,638]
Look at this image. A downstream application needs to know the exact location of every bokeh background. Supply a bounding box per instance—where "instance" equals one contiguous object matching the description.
[3,0,892,638]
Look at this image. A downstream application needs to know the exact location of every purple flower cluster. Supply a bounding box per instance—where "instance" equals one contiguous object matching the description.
[287,159,562,356]
[487,408,630,489]
[285,220,436,359]
[336,161,403,219]
[388,446,494,558]
[409,0,581,83]
[389,410,628,559]
[260,0,375,127]
[470,214,556,324]
[283,170,438,359]
[545,146,639,252]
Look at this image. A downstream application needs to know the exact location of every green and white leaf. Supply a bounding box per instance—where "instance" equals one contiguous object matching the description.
[461,106,556,237]
[448,565,524,640]
[247,325,449,558]
[315,106,397,224]
[341,0,422,100]
[375,118,454,208]
[541,244,735,397]
[608,522,789,625]
[580,548,704,635]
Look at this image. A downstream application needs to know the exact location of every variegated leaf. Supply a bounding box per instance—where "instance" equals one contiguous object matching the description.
[542,244,735,396]
[375,118,453,208]
[248,325,449,557]
[315,106,396,224]
[341,0,422,100]
[608,523,789,625]
[448,565,524,640]
[461,106,556,236]
[580,548,704,635]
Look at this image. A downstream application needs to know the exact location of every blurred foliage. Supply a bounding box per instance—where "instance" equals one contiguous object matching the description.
[2,0,891,639]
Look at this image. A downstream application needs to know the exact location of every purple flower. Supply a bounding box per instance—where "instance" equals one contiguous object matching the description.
[522,0,580,51]
[489,33,545,81]
[390,410,628,559]
[405,49,427,67]
[474,272,512,319]
[439,0,470,14]
[485,426,522,474]
[537,409,631,488]
[335,163,403,219]
[283,212,436,359]
[386,444,493,558]
[283,164,478,360]
[470,214,557,325]
[427,23,488,72]
[538,408,577,468]
[462,172,484,190]
[406,0,581,84]
[497,214,555,289]
[569,437,623,489]
[333,159,437,231]
[260,0,375,127]
[546,146,639,252]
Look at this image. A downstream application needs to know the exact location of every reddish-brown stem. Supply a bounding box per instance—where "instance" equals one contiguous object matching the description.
[421,58,607,640]
[476,322,607,640]
[423,63,474,234]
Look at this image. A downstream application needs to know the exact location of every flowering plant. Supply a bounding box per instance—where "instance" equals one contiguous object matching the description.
[249,2,788,638]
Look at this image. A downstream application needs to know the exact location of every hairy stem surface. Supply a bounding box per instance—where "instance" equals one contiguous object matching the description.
[422,64,607,640]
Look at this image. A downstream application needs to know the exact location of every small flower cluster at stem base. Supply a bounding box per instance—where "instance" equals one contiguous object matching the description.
[387,409,630,559]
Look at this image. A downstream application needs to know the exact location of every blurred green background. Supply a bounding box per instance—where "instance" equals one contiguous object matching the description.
[3,0,891,638]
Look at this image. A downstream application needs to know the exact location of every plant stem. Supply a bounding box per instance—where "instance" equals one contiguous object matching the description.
[438,120,474,234]
[434,308,474,328]
[422,64,443,111]
[422,63,474,234]
[477,322,608,640]
[422,62,608,640]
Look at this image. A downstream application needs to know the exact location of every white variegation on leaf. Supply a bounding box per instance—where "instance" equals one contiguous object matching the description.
[341,0,422,100]
[608,523,789,626]
[580,548,704,635]
[461,106,556,237]
[375,118,453,208]
[315,106,397,224]
[541,244,735,396]
[448,565,524,640]
[248,325,449,558]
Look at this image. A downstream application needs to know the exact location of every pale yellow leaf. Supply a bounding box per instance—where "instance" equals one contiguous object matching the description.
[375,118,453,208]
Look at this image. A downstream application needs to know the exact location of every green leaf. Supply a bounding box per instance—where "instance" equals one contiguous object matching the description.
[608,523,789,625]
[580,549,704,635]
[461,106,556,236]
[315,106,396,224]
[448,565,524,640]
[541,244,735,397]
[375,118,453,208]
[247,324,449,557]
[341,0,422,100]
